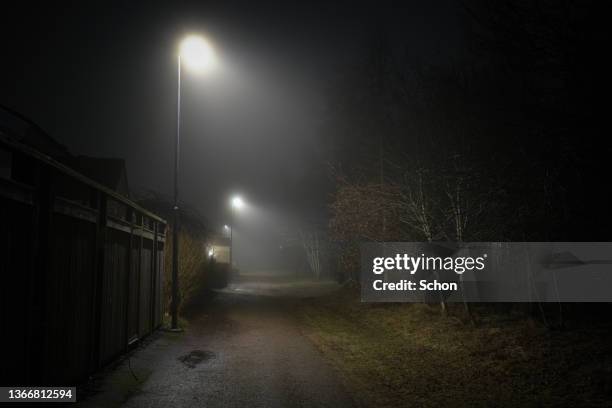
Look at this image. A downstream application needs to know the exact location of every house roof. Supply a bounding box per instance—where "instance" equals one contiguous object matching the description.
[1,105,131,196]
[0,105,71,161]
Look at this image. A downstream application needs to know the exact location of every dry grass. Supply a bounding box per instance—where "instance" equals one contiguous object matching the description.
[298,288,612,407]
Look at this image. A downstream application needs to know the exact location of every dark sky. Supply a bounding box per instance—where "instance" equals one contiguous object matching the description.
[1,0,466,268]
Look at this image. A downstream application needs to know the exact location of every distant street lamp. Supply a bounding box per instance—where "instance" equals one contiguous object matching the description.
[170,34,216,331]
[229,195,245,272]
[232,195,245,210]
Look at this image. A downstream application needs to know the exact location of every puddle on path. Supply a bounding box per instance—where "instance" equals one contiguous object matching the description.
[178,350,216,368]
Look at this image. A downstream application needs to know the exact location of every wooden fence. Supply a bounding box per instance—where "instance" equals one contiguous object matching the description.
[0,133,166,386]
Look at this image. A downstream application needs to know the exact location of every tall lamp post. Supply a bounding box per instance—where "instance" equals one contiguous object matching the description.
[171,35,216,331]
[229,195,245,273]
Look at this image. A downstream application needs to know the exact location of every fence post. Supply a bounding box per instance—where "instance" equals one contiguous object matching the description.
[124,207,134,352]
[91,192,107,369]
[27,164,54,384]
[136,213,143,337]
[151,220,158,331]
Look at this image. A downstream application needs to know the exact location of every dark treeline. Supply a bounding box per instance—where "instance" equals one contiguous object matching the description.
[326,1,607,281]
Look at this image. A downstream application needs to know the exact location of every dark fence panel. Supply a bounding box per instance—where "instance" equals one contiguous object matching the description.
[0,136,166,386]
[153,240,164,328]
[138,239,153,337]
[0,186,34,385]
[127,234,141,344]
[44,212,97,385]
[100,228,130,365]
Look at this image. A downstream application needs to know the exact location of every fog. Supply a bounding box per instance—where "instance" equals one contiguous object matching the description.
[1,0,465,272]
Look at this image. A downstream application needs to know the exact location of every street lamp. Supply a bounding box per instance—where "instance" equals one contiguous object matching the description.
[229,195,245,272]
[170,34,216,331]
[231,195,245,210]
[180,35,216,72]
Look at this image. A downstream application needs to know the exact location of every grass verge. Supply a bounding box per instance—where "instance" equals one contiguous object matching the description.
[297,288,612,407]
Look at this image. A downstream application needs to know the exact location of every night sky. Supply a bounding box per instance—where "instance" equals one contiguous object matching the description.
[1,0,465,267]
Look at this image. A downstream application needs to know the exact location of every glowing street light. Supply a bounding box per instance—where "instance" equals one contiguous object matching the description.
[179,35,217,72]
[170,33,217,332]
[229,195,246,272]
[231,195,245,210]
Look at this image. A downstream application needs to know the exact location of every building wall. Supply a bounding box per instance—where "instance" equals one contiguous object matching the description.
[211,245,230,264]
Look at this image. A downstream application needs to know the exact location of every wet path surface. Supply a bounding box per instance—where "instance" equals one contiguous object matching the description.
[78,275,354,408]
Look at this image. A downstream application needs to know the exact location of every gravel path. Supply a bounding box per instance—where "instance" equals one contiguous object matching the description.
[79,275,354,408]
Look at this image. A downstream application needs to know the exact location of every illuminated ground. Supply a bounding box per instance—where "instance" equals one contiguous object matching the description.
[77,273,353,408]
[220,271,343,298]
[76,272,612,407]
